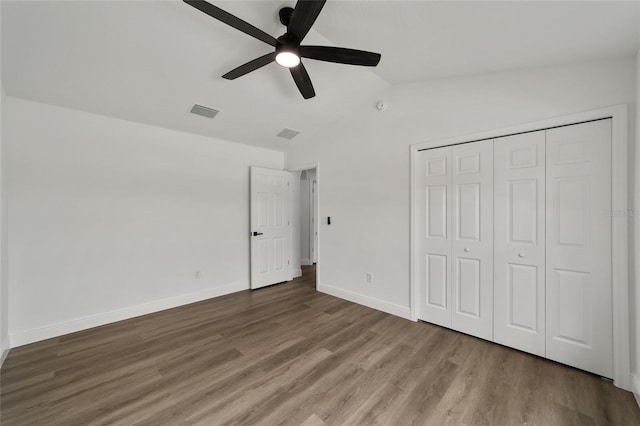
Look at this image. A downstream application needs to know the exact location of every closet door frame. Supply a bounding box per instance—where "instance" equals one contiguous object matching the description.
[410,104,630,391]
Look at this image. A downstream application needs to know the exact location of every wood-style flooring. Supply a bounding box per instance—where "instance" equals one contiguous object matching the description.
[2,265,640,425]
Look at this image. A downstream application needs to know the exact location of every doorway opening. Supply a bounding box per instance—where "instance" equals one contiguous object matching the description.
[300,169,317,266]
[292,165,319,288]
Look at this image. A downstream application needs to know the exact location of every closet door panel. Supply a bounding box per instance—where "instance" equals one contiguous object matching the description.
[417,146,453,327]
[546,119,612,378]
[451,140,493,340]
[493,131,546,356]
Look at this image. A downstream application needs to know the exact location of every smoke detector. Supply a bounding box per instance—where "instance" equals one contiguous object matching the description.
[376,100,388,111]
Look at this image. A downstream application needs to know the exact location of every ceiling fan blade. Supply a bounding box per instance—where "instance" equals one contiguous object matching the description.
[288,0,326,44]
[184,0,277,47]
[290,62,315,99]
[299,46,381,66]
[222,52,276,80]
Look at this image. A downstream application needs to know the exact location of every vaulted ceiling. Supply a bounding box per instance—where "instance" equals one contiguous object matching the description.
[2,1,638,151]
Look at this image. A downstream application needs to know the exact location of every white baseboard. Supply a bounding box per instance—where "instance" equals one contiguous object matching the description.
[301,259,313,266]
[0,335,9,369]
[632,373,640,408]
[318,282,411,320]
[10,280,249,348]
[293,269,303,278]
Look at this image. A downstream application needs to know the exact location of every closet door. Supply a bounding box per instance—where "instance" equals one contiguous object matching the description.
[417,146,452,327]
[493,131,546,356]
[451,140,493,340]
[546,119,612,378]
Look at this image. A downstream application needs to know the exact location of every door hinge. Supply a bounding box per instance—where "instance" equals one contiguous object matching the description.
[288,260,290,265]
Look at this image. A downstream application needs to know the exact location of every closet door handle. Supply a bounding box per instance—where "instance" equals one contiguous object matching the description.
[252,232,263,236]
[464,248,471,253]
[518,252,525,258]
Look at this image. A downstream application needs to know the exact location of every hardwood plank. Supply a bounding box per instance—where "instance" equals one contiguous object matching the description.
[2,265,639,425]
[299,413,326,426]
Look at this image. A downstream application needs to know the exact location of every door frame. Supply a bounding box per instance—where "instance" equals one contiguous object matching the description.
[288,162,321,289]
[410,104,630,390]
[311,179,318,264]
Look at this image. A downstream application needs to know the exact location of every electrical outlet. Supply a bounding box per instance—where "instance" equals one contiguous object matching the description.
[366,273,372,283]
[195,270,201,279]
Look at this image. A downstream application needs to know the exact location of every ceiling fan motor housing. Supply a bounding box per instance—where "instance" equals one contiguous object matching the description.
[279,7,294,26]
[276,34,300,56]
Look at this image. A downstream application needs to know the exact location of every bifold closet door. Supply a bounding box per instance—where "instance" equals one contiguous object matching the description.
[546,119,613,378]
[450,140,493,340]
[493,131,546,356]
[417,146,452,328]
[417,141,494,338]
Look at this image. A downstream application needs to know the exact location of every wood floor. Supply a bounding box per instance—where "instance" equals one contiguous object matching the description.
[2,266,639,425]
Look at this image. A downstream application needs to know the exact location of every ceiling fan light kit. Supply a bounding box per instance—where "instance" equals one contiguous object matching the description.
[275,38,300,68]
[183,0,382,99]
[275,51,300,68]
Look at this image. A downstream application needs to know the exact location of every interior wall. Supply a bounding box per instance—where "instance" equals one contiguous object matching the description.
[0,0,9,364]
[0,84,8,361]
[634,49,640,397]
[290,171,302,278]
[7,97,284,346]
[286,57,636,320]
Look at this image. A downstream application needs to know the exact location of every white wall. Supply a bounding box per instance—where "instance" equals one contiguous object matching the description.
[0,84,8,361]
[0,84,7,356]
[0,0,9,365]
[290,171,301,278]
[286,57,636,319]
[7,97,284,346]
[0,84,6,362]
[634,49,640,398]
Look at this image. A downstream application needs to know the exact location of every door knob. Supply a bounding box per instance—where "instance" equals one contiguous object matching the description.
[464,248,471,252]
[518,252,525,258]
[252,232,263,236]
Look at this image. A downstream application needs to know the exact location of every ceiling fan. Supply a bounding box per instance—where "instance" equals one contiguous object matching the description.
[184,0,382,99]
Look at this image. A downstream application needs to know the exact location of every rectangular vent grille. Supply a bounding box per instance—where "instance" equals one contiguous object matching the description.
[277,128,300,140]
[190,104,219,119]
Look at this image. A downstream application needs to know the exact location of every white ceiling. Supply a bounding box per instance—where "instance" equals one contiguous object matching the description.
[317,1,640,85]
[2,1,638,151]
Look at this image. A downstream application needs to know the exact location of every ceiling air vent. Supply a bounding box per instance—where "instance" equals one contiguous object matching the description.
[277,128,300,140]
[190,104,219,119]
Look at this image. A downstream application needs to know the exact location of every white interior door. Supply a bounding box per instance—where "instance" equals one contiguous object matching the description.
[451,140,494,340]
[417,146,452,327]
[546,119,613,378]
[493,131,546,356]
[250,167,291,289]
